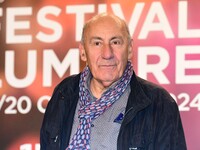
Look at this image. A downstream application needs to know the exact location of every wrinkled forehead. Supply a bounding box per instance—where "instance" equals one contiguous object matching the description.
[82,14,129,42]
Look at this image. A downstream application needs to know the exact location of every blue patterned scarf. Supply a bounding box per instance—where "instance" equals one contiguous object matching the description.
[66,61,133,150]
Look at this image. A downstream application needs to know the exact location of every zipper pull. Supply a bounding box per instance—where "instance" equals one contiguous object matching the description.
[54,135,58,143]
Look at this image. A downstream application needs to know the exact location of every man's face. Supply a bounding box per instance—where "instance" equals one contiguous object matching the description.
[80,16,132,88]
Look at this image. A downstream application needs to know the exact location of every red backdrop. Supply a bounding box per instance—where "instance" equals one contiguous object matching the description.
[0,0,200,149]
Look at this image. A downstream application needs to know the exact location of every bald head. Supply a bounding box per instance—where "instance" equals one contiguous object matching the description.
[81,13,131,44]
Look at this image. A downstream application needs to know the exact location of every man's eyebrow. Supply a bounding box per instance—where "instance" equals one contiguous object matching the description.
[110,36,123,41]
[89,36,123,43]
[89,37,102,41]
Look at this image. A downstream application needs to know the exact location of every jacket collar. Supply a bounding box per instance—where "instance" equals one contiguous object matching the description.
[59,71,152,112]
[59,71,152,125]
[122,71,152,125]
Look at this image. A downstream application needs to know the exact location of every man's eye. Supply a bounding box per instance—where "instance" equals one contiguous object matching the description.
[94,42,101,46]
[111,40,122,45]
[91,41,102,46]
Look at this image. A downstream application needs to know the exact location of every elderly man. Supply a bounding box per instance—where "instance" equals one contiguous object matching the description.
[40,13,187,150]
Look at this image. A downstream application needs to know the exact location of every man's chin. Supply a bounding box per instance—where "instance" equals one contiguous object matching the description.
[100,78,118,87]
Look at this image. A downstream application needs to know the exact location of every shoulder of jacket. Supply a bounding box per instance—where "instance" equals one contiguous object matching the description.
[52,73,81,96]
[135,76,175,104]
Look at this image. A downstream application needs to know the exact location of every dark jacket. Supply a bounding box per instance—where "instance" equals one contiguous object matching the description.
[40,71,187,150]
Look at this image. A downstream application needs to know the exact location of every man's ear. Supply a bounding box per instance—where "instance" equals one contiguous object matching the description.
[79,43,87,62]
[128,39,133,60]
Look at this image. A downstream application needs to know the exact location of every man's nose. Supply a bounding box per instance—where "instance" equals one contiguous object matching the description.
[101,43,114,59]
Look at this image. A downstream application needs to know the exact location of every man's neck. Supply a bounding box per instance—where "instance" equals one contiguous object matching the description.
[90,78,118,99]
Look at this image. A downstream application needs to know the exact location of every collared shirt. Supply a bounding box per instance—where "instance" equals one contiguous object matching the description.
[70,73,131,150]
